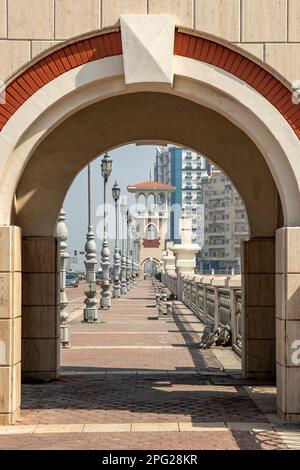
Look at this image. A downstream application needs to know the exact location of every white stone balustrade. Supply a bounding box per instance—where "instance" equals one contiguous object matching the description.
[163,270,242,356]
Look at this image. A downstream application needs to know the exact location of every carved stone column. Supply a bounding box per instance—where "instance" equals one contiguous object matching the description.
[83,225,97,322]
[55,209,69,347]
[83,164,97,322]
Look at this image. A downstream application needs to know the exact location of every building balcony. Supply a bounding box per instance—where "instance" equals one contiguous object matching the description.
[207,217,225,222]
[142,238,160,248]
[183,166,203,172]
[182,186,199,191]
[208,230,226,236]
[208,254,226,260]
[134,210,168,219]
[209,193,226,200]
[207,205,226,211]
[234,231,248,236]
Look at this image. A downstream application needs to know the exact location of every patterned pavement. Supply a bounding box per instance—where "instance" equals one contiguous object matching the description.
[0,280,298,450]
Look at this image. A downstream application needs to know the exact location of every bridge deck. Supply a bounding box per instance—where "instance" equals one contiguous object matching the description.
[0,280,295,450]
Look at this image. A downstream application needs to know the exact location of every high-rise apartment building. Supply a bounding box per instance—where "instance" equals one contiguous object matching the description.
[155,146,209,245]
[201,168,249,273]
[154,146,249,273]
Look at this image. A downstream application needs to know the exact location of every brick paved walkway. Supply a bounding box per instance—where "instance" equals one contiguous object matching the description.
[0,280,299,450]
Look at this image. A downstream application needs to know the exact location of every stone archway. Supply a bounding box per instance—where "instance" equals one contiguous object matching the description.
[0,16,300,424]
[141,257,161,275]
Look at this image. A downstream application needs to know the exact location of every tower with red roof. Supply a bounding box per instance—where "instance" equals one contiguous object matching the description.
[127,180,176,274]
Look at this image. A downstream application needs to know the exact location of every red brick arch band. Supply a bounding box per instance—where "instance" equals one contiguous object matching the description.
[0,30,299,139]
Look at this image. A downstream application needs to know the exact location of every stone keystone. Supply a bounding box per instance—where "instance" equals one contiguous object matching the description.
[120,14,177,86]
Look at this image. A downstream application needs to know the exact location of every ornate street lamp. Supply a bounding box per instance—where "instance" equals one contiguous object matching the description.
[137,239,141,279]
[126,211,133,291]
[132,239,138,284]
[83,164,98,322]
[55,208,69,347]
[131,219,137,284]
[135,240,141,282]
[120,199,128,295]
[100,153,112,310]
[112,181,121,299]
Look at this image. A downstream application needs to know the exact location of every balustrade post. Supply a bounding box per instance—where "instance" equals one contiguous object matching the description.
[229,287,237,347]
[213,287,219,330]
[178,274,183,301]
[194,278,199,317]
[203,285,208,321]
[171,240,200,302]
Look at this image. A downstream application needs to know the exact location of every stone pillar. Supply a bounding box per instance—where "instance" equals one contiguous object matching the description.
[276,228,300,423]
[22,237,59,382]
[242,238,276,379]
[0,226,22,424]
[171,244,200,300]
[161,252,176,288]
[55,209,69,346]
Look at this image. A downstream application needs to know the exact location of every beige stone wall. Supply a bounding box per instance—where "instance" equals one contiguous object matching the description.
[242,238,276,379]
[0,0,299,82]
[21,237,60,382]
[140,246,163,272]
[0,226,21,424]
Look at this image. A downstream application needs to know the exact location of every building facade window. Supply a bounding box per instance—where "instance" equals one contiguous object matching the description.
[146,224,158,241]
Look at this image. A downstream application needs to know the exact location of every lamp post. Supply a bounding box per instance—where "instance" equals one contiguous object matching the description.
[83,164,98,322]
[137,239,141,279]
[120,200,127,295]
[131,219,135,284]
[132,238,136,283]
[112,181,121,299]
[133,238,139,284]
[100,153,112,310]
[55,208,69,347]
[133,239,138,284]
[126,211,132,291]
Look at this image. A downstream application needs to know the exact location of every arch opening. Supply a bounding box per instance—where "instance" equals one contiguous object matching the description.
[1,26,299,425]
[13,91,282,240]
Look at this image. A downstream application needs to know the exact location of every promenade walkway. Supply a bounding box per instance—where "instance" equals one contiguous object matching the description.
[0,280,299,450]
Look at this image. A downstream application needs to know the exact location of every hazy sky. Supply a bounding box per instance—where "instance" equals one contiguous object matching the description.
[63,144,156,270]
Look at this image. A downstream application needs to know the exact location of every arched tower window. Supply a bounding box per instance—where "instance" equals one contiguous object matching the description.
[158,193,166,208]
[147,193,156,211]
[137,193,146,208]
[146,224,158,240]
